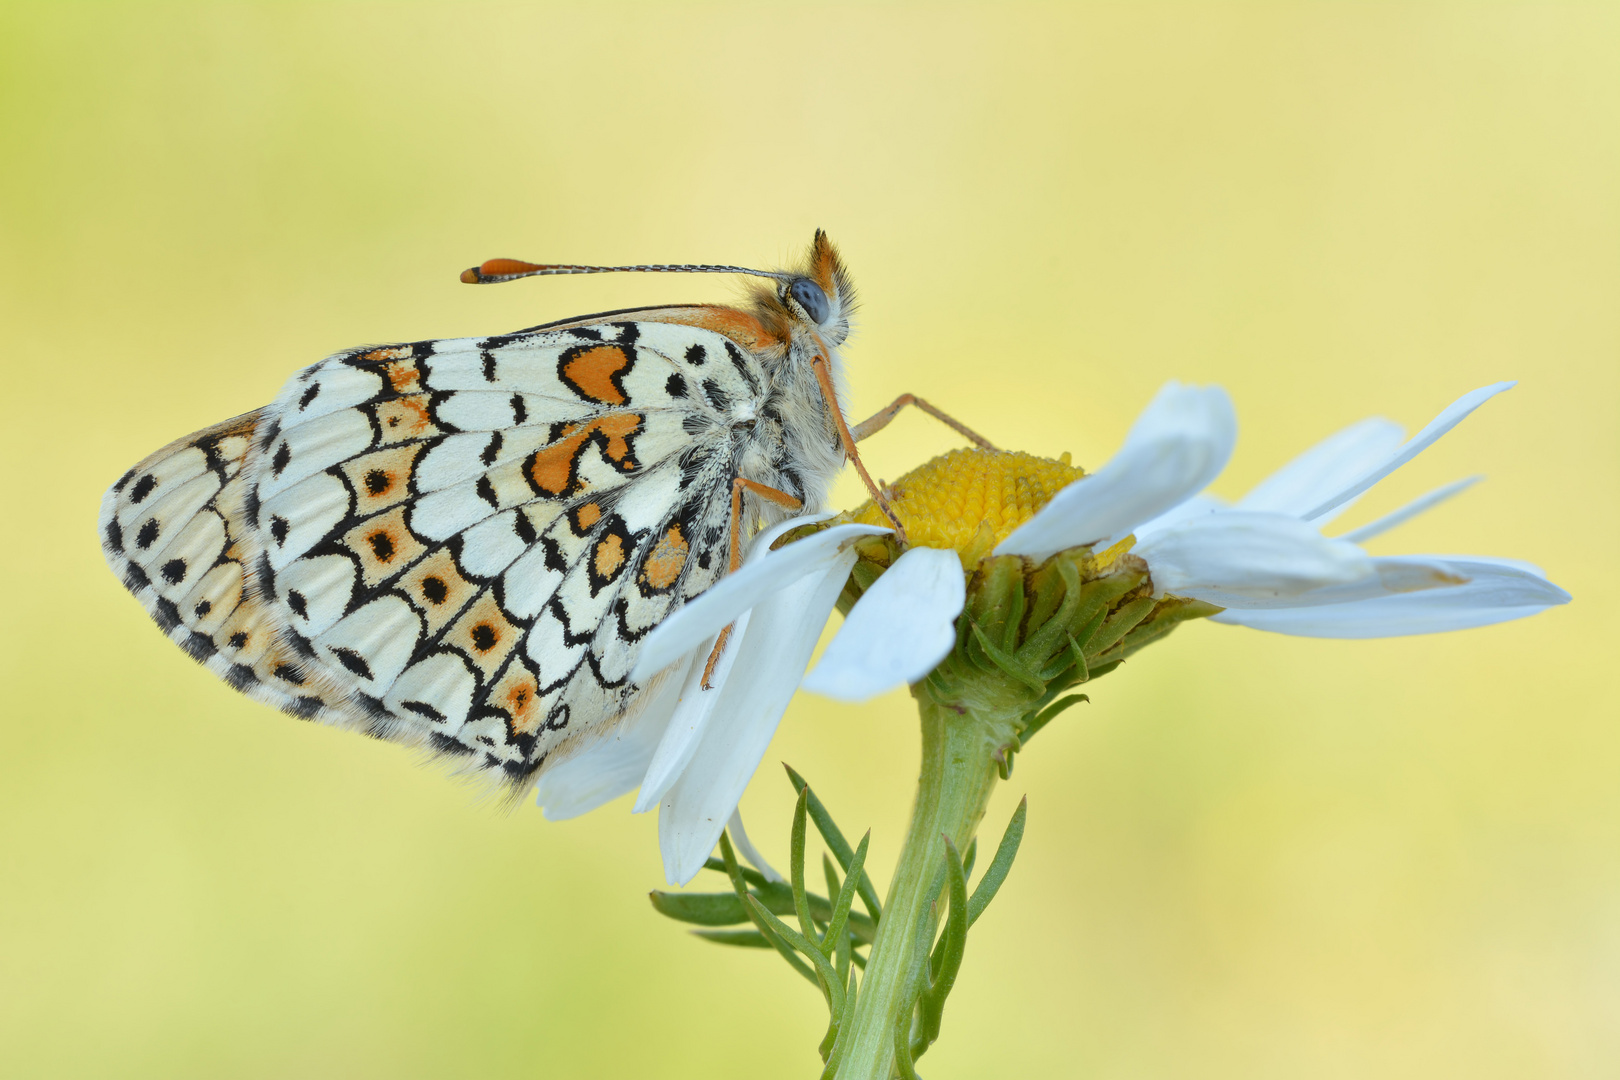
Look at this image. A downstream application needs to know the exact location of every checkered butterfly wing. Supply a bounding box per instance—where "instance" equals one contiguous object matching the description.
[101,316,768,787]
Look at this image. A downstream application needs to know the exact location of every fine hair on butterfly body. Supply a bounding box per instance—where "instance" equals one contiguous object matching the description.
[99,231,975,800]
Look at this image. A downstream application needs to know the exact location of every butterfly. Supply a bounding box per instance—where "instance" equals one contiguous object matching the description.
[99,231,993,797]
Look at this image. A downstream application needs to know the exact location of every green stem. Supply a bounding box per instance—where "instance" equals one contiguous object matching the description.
[833,694,1020,1079]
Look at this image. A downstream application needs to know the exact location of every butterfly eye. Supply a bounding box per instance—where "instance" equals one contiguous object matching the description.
[788,278,830,324]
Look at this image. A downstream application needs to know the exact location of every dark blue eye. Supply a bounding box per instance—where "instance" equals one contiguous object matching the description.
[789,279,829,324]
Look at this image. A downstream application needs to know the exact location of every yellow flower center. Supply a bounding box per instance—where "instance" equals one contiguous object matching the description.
[849,448,1087,568]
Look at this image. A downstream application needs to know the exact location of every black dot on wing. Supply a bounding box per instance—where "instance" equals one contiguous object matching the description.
[271,443,291,476]
[368,531,395,561]
[421,576,448,604]
[270,516,289,545]
[470,623,497,651]
[298,383,321,410]
[135,519,160,549]
[193,599,212,618]
[228,631,249,649]
[364,469,390,495]
[160,558,186,584]
[685,344,706,365]
[287,590,308,618]
[510,394,528,425]
[665,372,687,398]
[387,415,400,428]
[130,474,157,504]
[513,511,537,545]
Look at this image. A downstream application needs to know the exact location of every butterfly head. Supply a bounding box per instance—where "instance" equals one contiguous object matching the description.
[754,229,857,348]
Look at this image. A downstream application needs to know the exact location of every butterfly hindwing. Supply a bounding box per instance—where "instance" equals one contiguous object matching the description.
[106,315,772,787]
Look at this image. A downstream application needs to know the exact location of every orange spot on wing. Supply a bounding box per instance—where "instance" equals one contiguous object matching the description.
[560,345,630,405]
[576,502,602,529]
[642,526,689,590]
[383,360,421,394]
[594,534,626,579]
[491,665,543,735]
[526,414,642,496]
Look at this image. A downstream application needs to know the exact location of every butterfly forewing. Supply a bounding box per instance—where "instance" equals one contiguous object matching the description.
[104,315,772,785]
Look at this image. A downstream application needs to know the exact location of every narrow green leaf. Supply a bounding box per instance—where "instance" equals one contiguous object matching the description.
[817,967,861,1080]
[914,837,971,1057]
[691,929,772,948]
[648,890,753,927]
[821,831,870,961]
[962,837,978,881]
[967,797,1027,927]
[790,786,819,945]
[784,764,883,922]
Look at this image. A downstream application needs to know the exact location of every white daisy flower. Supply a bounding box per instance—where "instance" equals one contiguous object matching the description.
[806,379,1568,698]
[537,379,1569,885]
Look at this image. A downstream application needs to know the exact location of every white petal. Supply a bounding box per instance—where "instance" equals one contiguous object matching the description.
[1302,382,1516,522]
[1337,476,1482,543]
[803,546,966,702]
[1129,493,1228,544]
[1210,557,1570,637]
[630,521,889,683]
[534,657,692,821]
[728,809,785,883]
[995,382,1237,561]
[658,548,858,886]
[632,611,751,813]
[1237,417,1406,522]
[1135,511,1376,608]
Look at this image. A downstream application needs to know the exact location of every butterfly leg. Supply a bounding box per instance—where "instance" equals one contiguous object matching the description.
[701,477,806,689]
[850,394,998,450]
[809,355,909,544]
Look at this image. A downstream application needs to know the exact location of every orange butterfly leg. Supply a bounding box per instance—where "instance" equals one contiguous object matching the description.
[850,394,997,450]
[809,355,909,544]
[701,477,806,690]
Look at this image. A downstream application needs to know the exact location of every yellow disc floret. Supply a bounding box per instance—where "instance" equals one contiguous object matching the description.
[849,448,1086,568]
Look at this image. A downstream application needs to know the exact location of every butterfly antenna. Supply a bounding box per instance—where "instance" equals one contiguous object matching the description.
[460,259,789,285]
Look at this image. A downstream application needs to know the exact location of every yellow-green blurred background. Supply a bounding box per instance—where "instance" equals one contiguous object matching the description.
[3,3,1616,1077]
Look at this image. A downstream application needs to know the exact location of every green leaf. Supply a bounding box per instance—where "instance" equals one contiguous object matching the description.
[967,797,1026,927]
[784,764,884,922]
[917,836,970,1051]
[821,831,870,962]
[648,890,754,927]
[691,929,772,948]
[790,785,819,945]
